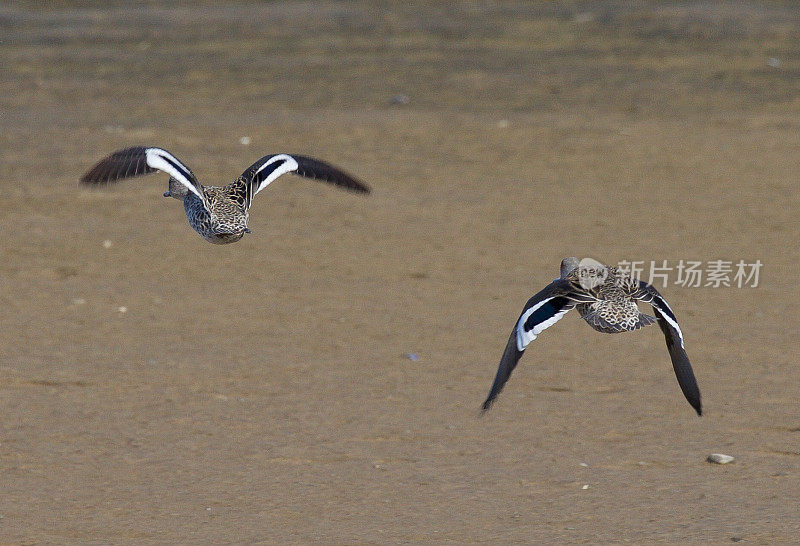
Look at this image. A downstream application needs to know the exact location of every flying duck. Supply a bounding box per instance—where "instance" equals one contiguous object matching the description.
[80,146,369,244]
[482,257,702,415]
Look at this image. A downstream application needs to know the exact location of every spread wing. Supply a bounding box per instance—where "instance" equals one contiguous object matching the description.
[239,154,370,209]
[481,280,580,412]
[635,281,702,416]
[80,146,205,201]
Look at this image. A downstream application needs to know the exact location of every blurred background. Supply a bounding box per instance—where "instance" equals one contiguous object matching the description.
[1,2,799,542]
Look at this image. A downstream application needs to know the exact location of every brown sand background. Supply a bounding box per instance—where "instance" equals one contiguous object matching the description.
[1,2,799,542]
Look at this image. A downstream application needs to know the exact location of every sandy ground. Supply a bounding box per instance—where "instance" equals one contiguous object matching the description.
[1,2,799,543]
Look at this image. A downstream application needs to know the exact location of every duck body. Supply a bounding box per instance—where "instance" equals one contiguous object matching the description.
[567,264,657,334]
[180,182,250,244]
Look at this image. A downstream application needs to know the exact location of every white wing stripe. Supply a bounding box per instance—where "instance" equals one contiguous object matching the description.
[253,154,299,196]
[649,294,686,349]
[145,148,204,200]
[515,297,570,351]
[658,309,685,348]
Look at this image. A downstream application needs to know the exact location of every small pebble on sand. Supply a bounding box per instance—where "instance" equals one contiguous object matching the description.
[707,453,735,465]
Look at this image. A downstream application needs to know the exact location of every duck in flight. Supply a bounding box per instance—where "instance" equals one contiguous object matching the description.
[80,146,370,244]
[482,257,702,416]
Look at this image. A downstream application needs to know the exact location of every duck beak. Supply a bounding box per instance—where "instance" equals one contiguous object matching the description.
[244,228,252,234]
[163,191,171,197]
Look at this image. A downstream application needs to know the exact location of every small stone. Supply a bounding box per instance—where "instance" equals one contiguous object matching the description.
[402,352,420,362]
[72,298,86,305]
[581,484,589,490]
[390,94,410,105]
[496,119,509,128]
[707,453,735,465]
[579,462,589,467]
[767,57,780,68]
[239,136,251,146]
[102,240,112,248]
[117,306,128,314]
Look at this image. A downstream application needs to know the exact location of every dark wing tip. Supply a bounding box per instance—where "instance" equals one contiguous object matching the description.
[481,390,496,413]
[79,146,154,186]
[80,161,116,185]
[481,328,524,413]
[686,385,702,416]
[480,379,503,414]
[292,155,371,194]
